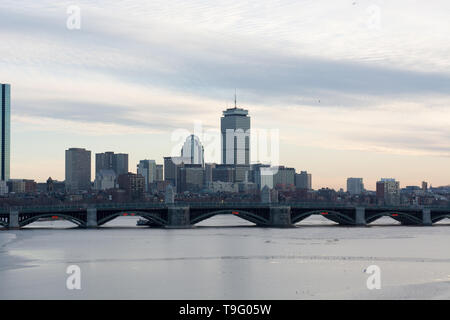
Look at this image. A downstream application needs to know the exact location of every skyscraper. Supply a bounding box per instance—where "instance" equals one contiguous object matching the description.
[0,84,10,181]
[347,178,364,195]
[137,159,157,192]
[181,134,204,167]
[95,152,128,176]
[221,104,250,166]
[295,171,312,190]
[273,166,296,189]
[65,148,91,192]
[163,156,190,187]
[155,164,164,182]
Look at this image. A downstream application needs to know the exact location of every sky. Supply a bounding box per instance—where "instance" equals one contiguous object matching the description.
[1,0,450,190]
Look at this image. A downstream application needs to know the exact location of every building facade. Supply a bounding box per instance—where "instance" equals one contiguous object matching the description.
[376,178,400,205]
[137,160,157,192]
[221,106,250,165]
[251,164,274,190]
[295,171,312,190]
[155,164,164,182]
[0,84,10,181]
[204,163,216,185]
[117,172,145,200]
[347,178,364,195]
[95,152,128,177]
[273,166,296,190]
[181,135,205,167]
[94,169,117,190]
[65,148,91,192]
[0,180,8,195]
[212,164,236,183]
[176,164,204,193]
[164,156,190,186]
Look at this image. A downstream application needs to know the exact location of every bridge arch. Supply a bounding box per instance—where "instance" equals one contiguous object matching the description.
[97,211,167,227]
[20,213,85,228]
[366,211,422,225]
[190,209,270,226]
[291,210,355,225]
[431,214,450,224]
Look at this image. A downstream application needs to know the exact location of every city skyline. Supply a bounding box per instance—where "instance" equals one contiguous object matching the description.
[3,84,448,191]
[1,81,446,191]
[1,1,450,189]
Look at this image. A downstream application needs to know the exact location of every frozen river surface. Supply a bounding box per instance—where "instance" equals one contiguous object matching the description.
[1,215,449,299]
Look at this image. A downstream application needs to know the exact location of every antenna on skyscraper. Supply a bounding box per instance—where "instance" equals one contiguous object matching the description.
[234,89,237,109]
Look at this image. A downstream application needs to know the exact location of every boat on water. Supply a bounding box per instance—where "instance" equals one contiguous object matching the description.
[136,219,150,226]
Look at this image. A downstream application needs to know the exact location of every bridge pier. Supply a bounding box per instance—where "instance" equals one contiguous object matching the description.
[8,210,20,229]
[422,208,432,226]
[355,207,366,226]
[270,206,293,228]
[87,208,98,228]
[167,206,191,229]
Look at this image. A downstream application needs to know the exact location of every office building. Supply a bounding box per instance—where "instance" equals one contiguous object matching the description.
[176,164,204,193]
[347,178,364,195]
[95,152,128,177]
[181,134,204,167]
[0,180,8,195]
[155,164,164,182]
[295,171,312,190]
[376,178,400,205]
[94,169,117,190]
[251,164,274,190]
[137,160,157,192]
[117,172,145,200]
[7,179,25,193]
[273,166,296,189]
[164,156,190,186]
[212,164,235,183]
[221,105,250,165]
[0,84,10,181]
[65,148,91,192]
[204,163,216,184]
[6,179,35,193]
[235,164,250,182]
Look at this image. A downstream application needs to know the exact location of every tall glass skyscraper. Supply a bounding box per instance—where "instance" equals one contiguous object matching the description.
[181,134,204,167]
[0,84,10,181]
[137,159,157,192]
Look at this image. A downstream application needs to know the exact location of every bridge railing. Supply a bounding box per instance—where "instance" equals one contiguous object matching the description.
[0,201,353,213]
[1,201,450,214]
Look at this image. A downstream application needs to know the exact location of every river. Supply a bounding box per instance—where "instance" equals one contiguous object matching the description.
[1,215,449,299]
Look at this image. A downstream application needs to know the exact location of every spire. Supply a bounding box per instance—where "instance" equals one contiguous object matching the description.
[234,89,237,109]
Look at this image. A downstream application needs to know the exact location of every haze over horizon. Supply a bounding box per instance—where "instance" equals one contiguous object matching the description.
[1,0,450,190]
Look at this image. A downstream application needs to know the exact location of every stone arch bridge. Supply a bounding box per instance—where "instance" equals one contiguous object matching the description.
[1,202,449,229]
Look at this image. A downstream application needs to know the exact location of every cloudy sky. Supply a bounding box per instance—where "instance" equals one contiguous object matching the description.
[1,0,450,190]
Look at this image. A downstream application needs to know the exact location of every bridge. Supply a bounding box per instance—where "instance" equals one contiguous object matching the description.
[1,202,450,229]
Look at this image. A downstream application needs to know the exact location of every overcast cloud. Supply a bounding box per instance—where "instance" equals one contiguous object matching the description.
[1,0,449,188]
